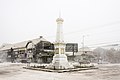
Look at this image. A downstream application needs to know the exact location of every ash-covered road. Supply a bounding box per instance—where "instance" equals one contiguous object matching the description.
[0,63,120,80]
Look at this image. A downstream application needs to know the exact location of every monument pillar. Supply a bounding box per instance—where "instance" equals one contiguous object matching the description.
[47,14,74,69]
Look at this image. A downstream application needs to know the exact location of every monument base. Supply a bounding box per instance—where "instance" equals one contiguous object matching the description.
[46,54,74,70]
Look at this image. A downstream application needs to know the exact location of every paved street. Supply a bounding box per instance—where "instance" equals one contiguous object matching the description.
[0,63,120,80]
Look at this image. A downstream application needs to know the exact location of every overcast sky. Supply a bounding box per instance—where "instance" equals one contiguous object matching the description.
[0,0,120,48]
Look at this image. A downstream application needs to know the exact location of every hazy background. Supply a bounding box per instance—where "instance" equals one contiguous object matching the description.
[0,0,120,48]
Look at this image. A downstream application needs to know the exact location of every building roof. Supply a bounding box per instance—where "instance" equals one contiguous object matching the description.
[79,47,92,52]
[0,37,48,51]
[0,44,13,51]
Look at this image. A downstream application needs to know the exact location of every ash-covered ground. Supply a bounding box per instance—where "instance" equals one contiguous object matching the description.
[0,63,120,80]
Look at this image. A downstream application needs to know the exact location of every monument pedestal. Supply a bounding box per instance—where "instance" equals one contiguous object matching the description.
[47,54,74,70]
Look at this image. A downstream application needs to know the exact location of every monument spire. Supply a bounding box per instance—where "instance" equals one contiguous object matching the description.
[46,13,74,69]
[59,10,61,18]
[56,11,64,43]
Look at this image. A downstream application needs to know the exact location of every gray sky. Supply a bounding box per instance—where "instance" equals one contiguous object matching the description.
[0,0,120,48]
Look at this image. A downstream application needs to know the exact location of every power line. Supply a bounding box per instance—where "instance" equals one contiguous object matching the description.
[46,21,120,39]
[64,21,120,35]
[88,44,120,49]
[87,42,120,49]
[87,41,120,47]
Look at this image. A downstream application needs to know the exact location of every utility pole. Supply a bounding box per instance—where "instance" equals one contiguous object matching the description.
[73,44,75,56]
[82,35,85,54]
[82,35,89,54]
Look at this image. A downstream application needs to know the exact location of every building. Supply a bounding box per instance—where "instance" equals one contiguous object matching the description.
[75,47,94,63]
[79,47,93,54]
[0,36,54,63]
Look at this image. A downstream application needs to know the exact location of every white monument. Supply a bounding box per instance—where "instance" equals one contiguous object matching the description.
[47,14,74,69]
